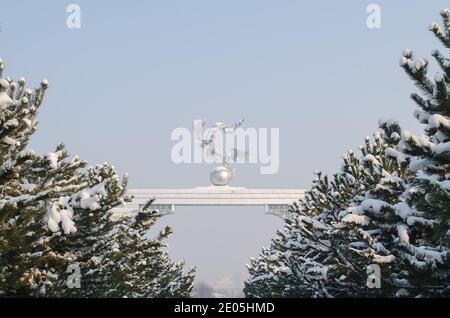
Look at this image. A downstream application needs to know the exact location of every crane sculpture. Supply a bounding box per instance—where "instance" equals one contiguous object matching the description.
[194,118,249,186]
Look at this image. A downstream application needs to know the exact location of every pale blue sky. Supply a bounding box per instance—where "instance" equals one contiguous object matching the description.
[1,0,446,289]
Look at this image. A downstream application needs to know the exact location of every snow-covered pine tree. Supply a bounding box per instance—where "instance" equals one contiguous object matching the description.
[0,58,195,297]
[49,168,195,298]
[245,168,359,297]
[332,120,415,297]
[47,162,132,296]
[245,168,348,297]
[247,10,450,298]
[80,199,195,298]
[395,8,450,296]
[0,59,87,295]
[245,120,408,297]
[329,10,450,297]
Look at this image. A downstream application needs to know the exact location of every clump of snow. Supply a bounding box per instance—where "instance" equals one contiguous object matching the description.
[0,92,12,108]
[76,183,106,211]
[394,202,414,220]
[111,242,120,253]
[428,114,449,130]
[397,225,410,245]
[361,199,390,214]
[429,22,440,32]
[46,152,61,169]
[412,246,445,266]
[298,216,331,231]
[391,131,401,140]
[402,49,412,58]
[4,118,19,129]
[47,203,60,232]
[0,79,9,90]
[409,158,431,172]
[60,209,75,234]
[372,242,390,254]
[373,254,395,264]
[22,118,33,128]
[2,136,18,146]
[361,154,381,167]
[385,148,407,164]
[435,72,445,83]
[406,216,435,226]
[78,190,101,211]
[18,149,36,158]
[400,130,435,151]
[414,58,427,71]
[342,214,370,226]
[434,141,450,155]
[399,57,408,67]
[439,180,450,191]
[90,256,102,266]
[357,228,373,242]
[46,198,77,234]
[305,266,327,279]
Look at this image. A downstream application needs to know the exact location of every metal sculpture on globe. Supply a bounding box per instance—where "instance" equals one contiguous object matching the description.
[194,119,248,186]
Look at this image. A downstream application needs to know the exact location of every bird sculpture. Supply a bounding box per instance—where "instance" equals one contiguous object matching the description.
[195,118,248,186]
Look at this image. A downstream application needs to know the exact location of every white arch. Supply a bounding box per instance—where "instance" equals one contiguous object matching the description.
[112,187,305,220]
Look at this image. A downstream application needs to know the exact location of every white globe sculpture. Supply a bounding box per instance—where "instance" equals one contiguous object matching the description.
[210,166,231,186]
